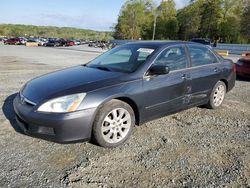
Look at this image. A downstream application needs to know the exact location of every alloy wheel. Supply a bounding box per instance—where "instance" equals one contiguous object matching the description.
[213,84,225,107]
[101,108,131,144]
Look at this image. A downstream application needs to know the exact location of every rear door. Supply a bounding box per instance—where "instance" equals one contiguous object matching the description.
[142,45,190,120]
[186,44,222,105]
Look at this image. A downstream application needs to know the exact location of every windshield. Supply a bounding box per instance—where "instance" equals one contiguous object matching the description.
[86,45,156,73]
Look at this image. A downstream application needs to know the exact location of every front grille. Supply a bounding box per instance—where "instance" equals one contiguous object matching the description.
[16,115,55,135]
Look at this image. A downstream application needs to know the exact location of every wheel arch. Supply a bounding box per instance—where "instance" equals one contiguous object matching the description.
[115,97,140,125]
[220,79,228,92]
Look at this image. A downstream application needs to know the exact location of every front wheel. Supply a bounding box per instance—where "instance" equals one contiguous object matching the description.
[205,81,226,109]
[92,99,135,148]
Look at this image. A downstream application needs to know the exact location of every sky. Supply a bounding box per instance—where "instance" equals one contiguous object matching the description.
[0,0,189,31]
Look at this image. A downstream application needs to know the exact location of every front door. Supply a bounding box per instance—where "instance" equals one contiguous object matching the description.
[142,45,190,121]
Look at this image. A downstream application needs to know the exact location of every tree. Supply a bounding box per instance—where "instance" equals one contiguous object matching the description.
[220,16,241,43]
[177,2,201,40]
[240,4,250,42]
[114,0,250,43]
[114,0,154,40]
[199,0,223,40]
[155,0,179,40]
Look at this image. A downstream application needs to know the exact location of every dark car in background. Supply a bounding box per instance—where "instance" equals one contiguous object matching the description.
[13,41,236,147]
[191,38,212,47]
[235,54,250,78]
[44,39,66,47]
[44,39,76,47]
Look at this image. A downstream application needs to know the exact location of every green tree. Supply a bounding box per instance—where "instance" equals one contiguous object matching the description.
[114,0,153,40]
[240,4,250,42]
[0,24,112,40]
[177,2,201,40]
[220,16,241,43]
[155,0,179,40]
[199,0,223,40]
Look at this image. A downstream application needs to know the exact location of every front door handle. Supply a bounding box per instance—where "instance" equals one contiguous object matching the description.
[214,67,218,72]
[182,74,191,80]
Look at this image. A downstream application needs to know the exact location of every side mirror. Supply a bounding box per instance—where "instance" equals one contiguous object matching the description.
[149,65,170,75]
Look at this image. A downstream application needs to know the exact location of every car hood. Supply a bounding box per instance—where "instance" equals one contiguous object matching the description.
[22,66,126,104]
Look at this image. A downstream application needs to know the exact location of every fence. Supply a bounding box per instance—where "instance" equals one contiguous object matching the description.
[214,44,250,55]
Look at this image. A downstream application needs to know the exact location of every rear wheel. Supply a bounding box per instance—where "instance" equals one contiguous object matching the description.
[92,99,135,148]
[205,81,226,109]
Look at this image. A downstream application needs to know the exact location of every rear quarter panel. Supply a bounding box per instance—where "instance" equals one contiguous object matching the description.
[221,58,236,92]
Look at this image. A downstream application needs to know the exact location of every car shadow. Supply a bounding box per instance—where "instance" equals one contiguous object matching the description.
[2,93,25,134]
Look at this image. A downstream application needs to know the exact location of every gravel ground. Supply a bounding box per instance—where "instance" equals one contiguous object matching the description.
[0,45,249,187]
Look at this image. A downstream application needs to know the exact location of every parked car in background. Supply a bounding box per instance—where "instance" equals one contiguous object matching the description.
[19,37,27,45]
[66,40,75,46]
[235,53,250,78]
[0,38,6,42]
[38,38,47,46]
[80,40,89,45]
[4,38,23,45]
[44,39,66,47]
[191,38,212,47]
[27,38,38,43]
[74,40,81,45]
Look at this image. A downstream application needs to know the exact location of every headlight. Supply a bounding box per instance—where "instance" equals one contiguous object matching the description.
[37,93,86,113]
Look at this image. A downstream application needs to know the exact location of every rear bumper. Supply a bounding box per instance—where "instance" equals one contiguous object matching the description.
[236,66,250,78]
[13,94,97,143]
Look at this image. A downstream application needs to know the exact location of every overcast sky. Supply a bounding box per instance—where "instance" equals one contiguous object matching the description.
[0,0,189,31]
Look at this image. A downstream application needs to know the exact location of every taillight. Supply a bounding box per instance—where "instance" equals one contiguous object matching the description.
[233,64,236,72]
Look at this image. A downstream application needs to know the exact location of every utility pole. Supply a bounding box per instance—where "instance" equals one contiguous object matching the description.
[152,13,157,40]
[152,5,162,40]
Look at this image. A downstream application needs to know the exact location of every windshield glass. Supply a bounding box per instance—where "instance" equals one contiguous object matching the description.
[87,45,156,73]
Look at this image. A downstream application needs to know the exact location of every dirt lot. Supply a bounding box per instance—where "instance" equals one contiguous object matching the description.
[0,45,249,187]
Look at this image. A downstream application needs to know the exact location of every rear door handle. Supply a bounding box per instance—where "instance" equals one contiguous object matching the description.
[214,67,218,72]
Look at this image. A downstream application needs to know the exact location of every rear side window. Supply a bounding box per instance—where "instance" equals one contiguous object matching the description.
[188,46,218,67]
[137,51,150,61]
[153,46,188,71]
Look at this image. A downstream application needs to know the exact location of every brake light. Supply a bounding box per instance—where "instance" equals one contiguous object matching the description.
[233,64,236,72]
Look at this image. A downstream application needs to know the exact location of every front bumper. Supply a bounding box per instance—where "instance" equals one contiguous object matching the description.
[13,94,97,143]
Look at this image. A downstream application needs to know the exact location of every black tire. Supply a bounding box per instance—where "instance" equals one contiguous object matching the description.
[92,99,135,148]
[205,81,226,109]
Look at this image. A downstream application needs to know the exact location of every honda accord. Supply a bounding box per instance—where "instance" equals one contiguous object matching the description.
[13,41,236,147]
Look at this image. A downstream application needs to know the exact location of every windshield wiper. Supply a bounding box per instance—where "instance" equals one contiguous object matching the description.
[95,66,112,72]
[85,65,113,72]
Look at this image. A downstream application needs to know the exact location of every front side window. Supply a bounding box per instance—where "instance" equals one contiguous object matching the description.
[153,46,188,71]
[87,45,155,73]
[188,45,218,67]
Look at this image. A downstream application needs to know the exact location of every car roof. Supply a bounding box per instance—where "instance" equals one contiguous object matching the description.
[124,41,198,48]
